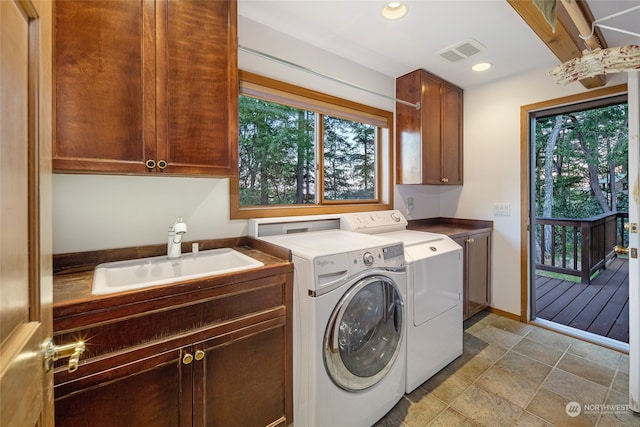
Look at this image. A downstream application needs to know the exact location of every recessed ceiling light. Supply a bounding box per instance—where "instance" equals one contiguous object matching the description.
[472,62,492,72]
[382,2,407,20]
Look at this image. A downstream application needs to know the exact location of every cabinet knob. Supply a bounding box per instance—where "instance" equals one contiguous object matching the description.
[145,159,156,169]
[441,177,449,183]
[466,238,475,244]
[194,350,205,361]
[157,160,167,169]
[182,353,194,365]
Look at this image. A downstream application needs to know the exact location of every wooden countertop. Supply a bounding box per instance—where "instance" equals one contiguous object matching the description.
[407,217,493,239]
[53,236,292,312]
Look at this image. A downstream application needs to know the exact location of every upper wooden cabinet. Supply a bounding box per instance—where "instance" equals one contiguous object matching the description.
[396,69,463,185]
[53,0,238,176]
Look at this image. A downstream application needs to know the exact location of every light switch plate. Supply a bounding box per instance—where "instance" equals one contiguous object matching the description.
[493,203,511,216]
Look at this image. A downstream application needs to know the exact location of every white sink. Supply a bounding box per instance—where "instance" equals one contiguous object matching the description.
[92,248,264,295]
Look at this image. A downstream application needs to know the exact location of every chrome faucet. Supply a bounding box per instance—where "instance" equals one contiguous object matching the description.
[167,218,187,259]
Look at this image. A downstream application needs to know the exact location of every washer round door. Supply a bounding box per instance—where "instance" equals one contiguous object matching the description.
[324,275,404,391]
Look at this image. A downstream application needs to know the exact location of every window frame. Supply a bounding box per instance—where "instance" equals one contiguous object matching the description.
[230,71,394,219]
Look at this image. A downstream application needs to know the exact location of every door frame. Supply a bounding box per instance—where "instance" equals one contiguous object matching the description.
[520,82,640,412]
[518,84,628,323]
[0,0,54,425]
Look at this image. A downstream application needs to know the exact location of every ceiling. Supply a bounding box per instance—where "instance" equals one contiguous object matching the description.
[238,0,640,89]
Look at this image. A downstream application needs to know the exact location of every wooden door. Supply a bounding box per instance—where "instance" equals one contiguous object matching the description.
[156,0,238,176]
[53,0,156,174]
[0,0,54,425]
[54,347,187,427]
[441,82,463,185]
[466,232,492,318]
[420,72,443,185]
[195,318,290,427]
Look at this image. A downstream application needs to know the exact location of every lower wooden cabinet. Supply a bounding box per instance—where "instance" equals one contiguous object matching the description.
[454,230,492,320]
[53,271,292,427]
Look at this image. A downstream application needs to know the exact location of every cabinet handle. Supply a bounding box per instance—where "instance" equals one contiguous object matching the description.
[182,353,194,365]
[441,177,449,183]
[157,160,167,169]
[466,238,475,244]
[194,350,205,361]
[145,159,156,169]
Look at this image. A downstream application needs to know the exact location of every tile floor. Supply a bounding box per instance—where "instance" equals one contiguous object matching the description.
[375,311,640,427]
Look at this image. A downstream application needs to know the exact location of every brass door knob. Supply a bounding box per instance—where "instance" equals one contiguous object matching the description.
[194,350,205,361]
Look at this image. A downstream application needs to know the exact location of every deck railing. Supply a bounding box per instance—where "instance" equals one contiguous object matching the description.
[535,211,628,284]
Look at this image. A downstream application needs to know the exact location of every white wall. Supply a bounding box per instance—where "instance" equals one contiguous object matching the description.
[52,17,395,254]
[443,69,627,316]
[52,15,631,318]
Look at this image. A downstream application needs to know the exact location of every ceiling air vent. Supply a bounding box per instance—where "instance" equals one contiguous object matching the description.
[437,39,486,63]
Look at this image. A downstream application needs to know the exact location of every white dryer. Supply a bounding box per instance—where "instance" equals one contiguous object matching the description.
[250,216,407,426]
[341,210,463,393]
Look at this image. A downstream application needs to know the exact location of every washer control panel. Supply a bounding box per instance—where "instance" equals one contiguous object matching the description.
[340,210,408,234]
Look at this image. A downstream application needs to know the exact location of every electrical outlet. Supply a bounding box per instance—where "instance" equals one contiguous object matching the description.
[493,203,511,216]
[407,197,414,210]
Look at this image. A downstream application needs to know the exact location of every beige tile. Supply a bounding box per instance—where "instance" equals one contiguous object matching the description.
[619,354,630,374]
[568,340,623,367]
[557,352,616,388]
[526,327,577,351]
[450,384,522,427]
[496,351,552,384]
[603,389,640,426]
[598,413,640,427]
[513,337,565,366]
[543,368,609,405]
[419,368,472,404]
[476,365,537,408]
[448,344,506,382]
[427,408,481,427]
[612,370,630,394]
[462,331,492,356]
[397,393,447,426]
[476,352,552,407]
[464,312,499,334]
[513,411,556,427]
[526,388,599,426]
[472,325,524,350]
[489,316,534,336]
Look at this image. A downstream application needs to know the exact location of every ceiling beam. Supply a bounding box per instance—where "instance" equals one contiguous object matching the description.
[507,0,606,89]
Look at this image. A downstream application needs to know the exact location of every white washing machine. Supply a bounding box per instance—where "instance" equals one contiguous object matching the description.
[249,216,407,427]
[341,210,463,393]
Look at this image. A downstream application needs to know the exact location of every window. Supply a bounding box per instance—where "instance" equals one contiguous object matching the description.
[230,71,394,219]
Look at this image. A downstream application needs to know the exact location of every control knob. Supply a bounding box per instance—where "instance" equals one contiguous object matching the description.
[363,251,375,266]
[390,211,402,222]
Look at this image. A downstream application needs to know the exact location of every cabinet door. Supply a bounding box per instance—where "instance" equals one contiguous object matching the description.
[54,347,189,427]
[396,69,463,185]
[53,0,156,174]
[455,232,491,320]
[441,82,463,185]
[156,0,238,176]
[466,232,492,319]
[420,72,444,185]
[194,317,290,427]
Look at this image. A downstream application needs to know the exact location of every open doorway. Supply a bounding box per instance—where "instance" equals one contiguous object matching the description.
[529,93,629,347]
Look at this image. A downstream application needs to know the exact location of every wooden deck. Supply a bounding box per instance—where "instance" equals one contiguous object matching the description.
[535,257,629,343]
